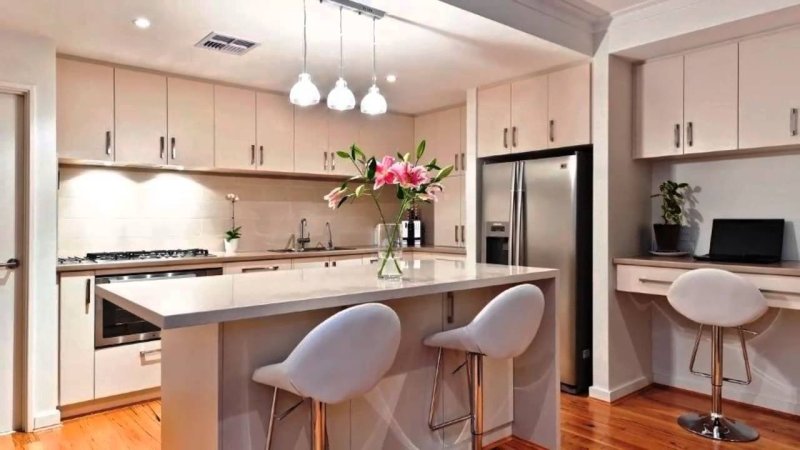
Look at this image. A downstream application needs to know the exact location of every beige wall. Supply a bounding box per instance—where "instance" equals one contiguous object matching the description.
[58,167,397,255]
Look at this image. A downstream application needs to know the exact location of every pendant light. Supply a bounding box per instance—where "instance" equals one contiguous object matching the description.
[290,0,321,106]
[327,6,356,111]
[360,18,387,115]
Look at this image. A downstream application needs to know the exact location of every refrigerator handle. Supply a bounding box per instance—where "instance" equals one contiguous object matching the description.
[514,163,524,265]
[507,162,517,266]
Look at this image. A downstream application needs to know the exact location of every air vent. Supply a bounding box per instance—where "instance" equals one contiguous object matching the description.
[195,32,259,56]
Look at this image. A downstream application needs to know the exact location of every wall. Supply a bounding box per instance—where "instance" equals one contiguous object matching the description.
[0,29,59,430]
[58,167,396,255]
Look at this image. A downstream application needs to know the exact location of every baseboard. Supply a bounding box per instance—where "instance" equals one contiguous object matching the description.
[589,376,651,403]
[59,388,161,419]
[653,372,800,416]
[33,409,61,430]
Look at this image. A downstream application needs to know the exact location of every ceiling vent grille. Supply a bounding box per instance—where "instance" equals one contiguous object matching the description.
[195,32,259,56]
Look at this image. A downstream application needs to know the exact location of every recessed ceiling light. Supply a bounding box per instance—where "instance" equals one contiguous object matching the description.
[385,74,397,83]
[133,17,151,29]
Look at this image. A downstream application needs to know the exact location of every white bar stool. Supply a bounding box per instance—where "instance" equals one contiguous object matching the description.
[422,284,545,450]
[667,268,767,442]
[252,303,401,450]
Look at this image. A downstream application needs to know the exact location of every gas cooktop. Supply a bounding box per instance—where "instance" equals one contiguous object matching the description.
[58,248,214,265]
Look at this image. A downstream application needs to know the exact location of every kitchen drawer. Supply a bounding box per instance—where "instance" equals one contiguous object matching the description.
[95,341,161,398]
[223,259,292,274]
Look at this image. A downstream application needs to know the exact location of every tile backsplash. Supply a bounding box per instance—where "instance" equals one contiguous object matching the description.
[58,167,396,256]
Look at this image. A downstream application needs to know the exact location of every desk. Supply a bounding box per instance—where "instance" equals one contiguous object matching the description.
[615,256,800,310]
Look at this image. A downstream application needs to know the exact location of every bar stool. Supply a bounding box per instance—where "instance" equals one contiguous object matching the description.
[423,284,545,450]
[667,268,767,442]
[252,303,401,450]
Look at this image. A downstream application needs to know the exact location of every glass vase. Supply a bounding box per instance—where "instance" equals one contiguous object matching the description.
[376,223,403,280]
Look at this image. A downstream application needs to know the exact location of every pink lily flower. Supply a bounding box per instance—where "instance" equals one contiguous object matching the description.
[391,162,430,189]
[418,183,443,202]
[373,156,398,190]
[323,187,348,209]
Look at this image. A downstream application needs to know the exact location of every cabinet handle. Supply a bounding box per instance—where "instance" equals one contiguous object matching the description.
[160,136,166,160]
[454,153,459,171]
[791,108,798,136]
[503,128,508,148]
[331,153,336,171]
[105,131,112,156]
[259,145,265,166]
[139,349,162,358]
[674,124,681,149]
[446,292,454,324]
[170,137,177,160]
[454,225,459,243]
[686,122,693,147]
[639,277,672,285]
[84,278,91,313]
[250,145,256,165]
[460,153,465,171]
[332,260,337,267]
[549,120,555,143]
[242,266,279,273]
[460,225,465,243]
[512,126,518,147]
[324,261,330,268]
[323,151,328,170]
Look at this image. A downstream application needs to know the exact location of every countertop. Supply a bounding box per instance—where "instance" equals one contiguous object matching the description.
[57,246,467,273]
[614,255,800,277]
[96,261,557,329]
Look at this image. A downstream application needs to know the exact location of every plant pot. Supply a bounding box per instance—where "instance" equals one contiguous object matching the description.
[224,238,239,255]
[653,224,681,252]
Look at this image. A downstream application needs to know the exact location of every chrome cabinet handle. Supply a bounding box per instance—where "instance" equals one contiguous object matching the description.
[139,349,162,358]
[639,277,672,285]
[549,120,555,143]
[460,153,465,171]
[512,126,518,147]
[331,153,335,171]
[259,145,264,166]
[332,260,337,267]
[105,131,112,156]
[674,124,681,149]
[170,137,177,160]
[242,266,279,273]
[460,225,465,244]
[1,258,20,269]
[454,153,459,171]
[446,292,455,324]
[160,136,166,160]
[250,145,256,165]
[454,225,459,243]
[791,108,798,136]
[503,128,508,148]
[84,278,91,311]
[324,261,330,268]
[323,151,328,170]
[686,122,693,147]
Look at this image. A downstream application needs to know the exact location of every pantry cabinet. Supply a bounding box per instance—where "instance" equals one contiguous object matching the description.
[214,85,257,170]
[168,77,215,168]
[114,68,168,165]
[256,92,295,172]
[57,59,115,161]
[59,272,96,405]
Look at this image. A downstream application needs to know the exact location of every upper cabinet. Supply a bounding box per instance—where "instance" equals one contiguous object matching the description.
[360,113,414,157]
[294,105,329,175]
[739,28,800,150]
[477,63,591,157]
[256,92,294,172]
[214,85,257,170]
[415,105,465,173]
[114,68,168,165]
[328,110,362,177]
[57,59,115,161]
[168,78,215,168]
[635,55,685,158]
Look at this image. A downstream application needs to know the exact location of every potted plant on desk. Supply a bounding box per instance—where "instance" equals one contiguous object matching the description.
[651,180,689,253]
[224,193,241,255]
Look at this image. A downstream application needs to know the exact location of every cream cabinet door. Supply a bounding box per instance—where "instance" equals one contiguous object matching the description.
[95,340,161,398]
[167,78,214,168]
[361,113,414,157]
[477,84,511,157]
[214,85,257,170]
[223,259,292,274]
[329,256,363,267]
[292,257,331,269]
[414,110,439,163]
[548,64,591,149]
[114,68,168,165]
[511,75,548,153]
[328,110,362,177]
[59,273,96,405]
[57,59,114,161]
[256,92,294,172]
[683,43,738,155]
[635,56,684,158]
[434,174,463,247]
[294,105,329,175]
[740,28,800,149]
[438,107,464,173]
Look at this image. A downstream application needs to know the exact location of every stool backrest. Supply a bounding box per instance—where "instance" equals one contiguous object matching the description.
[284,303,401,404]
[667,268,767,327]
[467,284,545,359]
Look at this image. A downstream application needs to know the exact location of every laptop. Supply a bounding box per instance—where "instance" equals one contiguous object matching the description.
[694,219,785,264]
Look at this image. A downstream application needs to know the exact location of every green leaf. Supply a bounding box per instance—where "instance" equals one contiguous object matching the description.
[415,140,426,161]
[396,186,405,200]
[336,150,350,159]
[351,144,365,161]
[336,195,351,209]
[366,157,377,180]
[436,165,454,181]
[355,185,365,197]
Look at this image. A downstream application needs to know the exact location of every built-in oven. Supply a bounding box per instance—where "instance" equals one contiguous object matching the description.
[95,267,222,348]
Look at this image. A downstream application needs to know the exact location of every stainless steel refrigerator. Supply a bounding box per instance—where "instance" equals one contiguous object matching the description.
[480,150,592,394]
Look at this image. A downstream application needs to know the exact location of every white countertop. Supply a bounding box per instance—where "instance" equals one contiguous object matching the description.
[97,260,558,329]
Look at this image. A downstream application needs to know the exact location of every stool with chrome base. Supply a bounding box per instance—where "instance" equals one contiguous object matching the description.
[251,303,401,450]
[423,284,545,450]
[667,268,767,442]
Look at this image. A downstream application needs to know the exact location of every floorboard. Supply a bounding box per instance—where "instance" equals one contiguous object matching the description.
[1,385,797,449]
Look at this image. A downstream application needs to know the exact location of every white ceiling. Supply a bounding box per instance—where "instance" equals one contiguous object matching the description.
[0,0,587,114]
[578,0,653,14]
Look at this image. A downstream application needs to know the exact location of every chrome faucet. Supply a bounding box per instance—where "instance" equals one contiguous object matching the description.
[296,218,310,251]
[325,222,334,250]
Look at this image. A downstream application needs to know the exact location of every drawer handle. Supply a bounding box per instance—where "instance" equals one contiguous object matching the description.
[638,277,672,285]
[242,266,280,273]
[759,288,798,296]
[140,349,162,358]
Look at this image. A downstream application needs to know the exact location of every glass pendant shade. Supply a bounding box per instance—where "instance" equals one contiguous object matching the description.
[327,77,356,111]
[290,72,321,106]
[360,84,387,115]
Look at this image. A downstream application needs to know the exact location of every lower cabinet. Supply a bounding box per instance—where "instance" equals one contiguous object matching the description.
[292,255,364,269]
[223,259,292,274]
[434,174,465,247]
[59,272,96,405]
[94,340,162,399]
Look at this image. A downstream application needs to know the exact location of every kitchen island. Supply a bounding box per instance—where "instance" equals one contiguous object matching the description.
[97,260,559,450]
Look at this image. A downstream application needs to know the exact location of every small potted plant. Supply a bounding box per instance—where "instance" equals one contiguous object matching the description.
[651,180,689,252]
[224,193,241,255]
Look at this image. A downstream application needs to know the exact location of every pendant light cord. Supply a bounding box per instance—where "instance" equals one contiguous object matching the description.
[302,0,308,72]
[339,7,344,78]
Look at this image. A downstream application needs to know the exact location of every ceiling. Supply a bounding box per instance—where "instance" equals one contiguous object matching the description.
[0,0,587,114]
[576,0,653,15]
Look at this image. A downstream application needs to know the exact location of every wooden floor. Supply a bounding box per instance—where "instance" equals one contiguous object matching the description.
[1,385,798,449]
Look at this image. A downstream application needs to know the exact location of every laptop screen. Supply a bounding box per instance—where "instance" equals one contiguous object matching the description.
[709,219,785,260]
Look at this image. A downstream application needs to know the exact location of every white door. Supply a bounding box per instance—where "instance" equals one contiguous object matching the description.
[0,92,24,433]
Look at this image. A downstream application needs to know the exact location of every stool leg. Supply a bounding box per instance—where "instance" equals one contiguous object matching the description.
[469,353,484,450]
[265,387,279,450]
[677,326,759,442]
[311,400,327,450]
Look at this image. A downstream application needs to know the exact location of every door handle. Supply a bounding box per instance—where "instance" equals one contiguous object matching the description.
[674,124,681,149]
[460,153,465,171]
[446,292,455,324]
[251,145,256,165]
[512,126,518,147]
[503,128,508,149]
[639,277,672,285]
[331,153,335,171]
[454,225,459,243]
[686,122,693,147]
[259,145,265,166]
[0,258,20,269]
[454,153,459,171]
[549,120,555,143]
[242,266,280,273]
[105,131,112,156]
[139,349,162,358]
[460,225,465,244]
[84,278,91,308]
[170,137,177,160]
[323,151,328,171]
[160,136,166,160]
[791,108,798,137]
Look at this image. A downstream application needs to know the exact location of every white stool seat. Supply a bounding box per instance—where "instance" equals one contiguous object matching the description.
[423,284,545,359]
[252,303,401,404]
[667,268,767,328]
